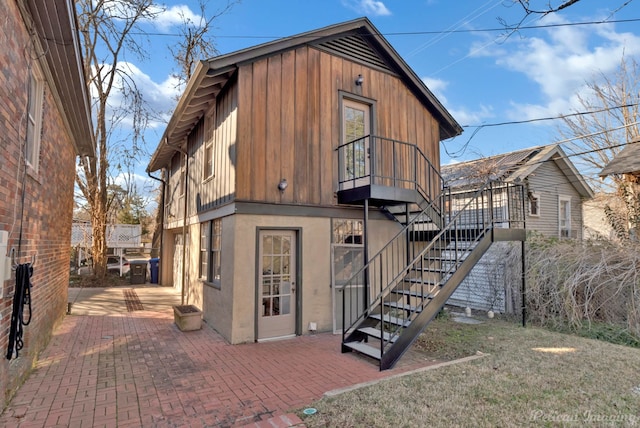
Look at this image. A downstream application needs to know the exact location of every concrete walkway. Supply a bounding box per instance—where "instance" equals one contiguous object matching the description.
[0,286,438,427]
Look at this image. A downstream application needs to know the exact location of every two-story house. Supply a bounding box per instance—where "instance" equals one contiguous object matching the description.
[148,18,526,369]
[0,0,94,406]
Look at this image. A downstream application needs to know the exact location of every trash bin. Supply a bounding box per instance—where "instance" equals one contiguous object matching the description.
[130,260,147,284]
[149,258,159,284]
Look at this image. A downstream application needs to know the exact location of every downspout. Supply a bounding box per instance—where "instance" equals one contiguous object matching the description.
[147,170,165,284]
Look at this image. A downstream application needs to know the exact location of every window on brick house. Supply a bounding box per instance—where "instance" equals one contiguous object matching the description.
[26,65,44,171]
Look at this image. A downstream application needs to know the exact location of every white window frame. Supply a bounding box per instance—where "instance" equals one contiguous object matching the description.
[558,196,571,238]
[26,64,44,172]
[529,192,540,217]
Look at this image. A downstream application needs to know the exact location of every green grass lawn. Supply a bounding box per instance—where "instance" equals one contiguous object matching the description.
[300,317,640,427]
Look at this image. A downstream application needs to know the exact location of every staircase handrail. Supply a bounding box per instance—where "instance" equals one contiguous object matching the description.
[341,179,506,342]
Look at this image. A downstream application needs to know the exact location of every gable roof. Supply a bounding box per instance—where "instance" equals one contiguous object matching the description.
[148,17,462,172]
[19,0,94,157]
[441,144,594,198]
[599,137,640,177]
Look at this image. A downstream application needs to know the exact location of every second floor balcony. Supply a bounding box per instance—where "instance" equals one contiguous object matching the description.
[336,135,443,208]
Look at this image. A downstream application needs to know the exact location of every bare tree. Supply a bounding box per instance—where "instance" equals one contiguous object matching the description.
[169,0,239,88]
[75,0,162,277]
[501,0,635,30]
[557,57,640,240]
[558,57,640,191]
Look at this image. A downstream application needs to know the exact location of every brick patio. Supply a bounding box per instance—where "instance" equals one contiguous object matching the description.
[0,287,437,427]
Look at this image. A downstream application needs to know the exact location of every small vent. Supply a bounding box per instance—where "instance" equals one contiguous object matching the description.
[316,34,393,72]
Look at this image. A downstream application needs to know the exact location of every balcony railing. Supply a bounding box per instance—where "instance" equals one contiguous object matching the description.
[337,135,443,208]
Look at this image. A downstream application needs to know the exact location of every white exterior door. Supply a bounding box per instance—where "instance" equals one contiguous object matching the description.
[258,230,297,340]
[341,99,371,189]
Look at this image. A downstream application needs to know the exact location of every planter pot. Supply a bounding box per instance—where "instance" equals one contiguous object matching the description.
[173,305,202,331]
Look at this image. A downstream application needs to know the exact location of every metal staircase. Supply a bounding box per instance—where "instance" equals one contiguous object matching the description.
[336,136,525,370]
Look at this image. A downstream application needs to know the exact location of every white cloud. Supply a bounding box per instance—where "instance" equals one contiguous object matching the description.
[151,5,203,31]
[342,0,392,16]
[422,76,494,126]
[449,104,494,127]
[423,77,449,103]
[479,15,640,119]
[91,61,181,131]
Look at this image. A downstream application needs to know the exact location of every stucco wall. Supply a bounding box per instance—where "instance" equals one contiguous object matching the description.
[173,212,401,344]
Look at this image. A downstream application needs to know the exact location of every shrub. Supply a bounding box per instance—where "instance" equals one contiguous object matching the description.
[525,234,640,344]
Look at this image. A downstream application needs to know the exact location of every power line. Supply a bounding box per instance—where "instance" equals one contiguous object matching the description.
[444,122,640,192]
[462,103,640,129]
[132,17,640,39]
[444,103,640,158]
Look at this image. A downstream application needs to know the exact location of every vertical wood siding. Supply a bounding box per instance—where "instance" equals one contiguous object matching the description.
[235,46,442,205]
[173,80,238,216]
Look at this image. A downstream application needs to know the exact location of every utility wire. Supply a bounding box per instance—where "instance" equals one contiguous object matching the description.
[443,121,640,193]
[132,17,640,39]
[444,103,640,158]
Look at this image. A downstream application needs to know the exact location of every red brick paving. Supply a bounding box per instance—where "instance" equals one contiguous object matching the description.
[0,310,436,427]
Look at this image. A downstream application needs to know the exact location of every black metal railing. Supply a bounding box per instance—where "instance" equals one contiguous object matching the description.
[341,180,525,362]
[337,135,444,210]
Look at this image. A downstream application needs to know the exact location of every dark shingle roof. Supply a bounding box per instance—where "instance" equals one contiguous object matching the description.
[599,138,640,177]
[441,144,594,198]
[441,147,544,189]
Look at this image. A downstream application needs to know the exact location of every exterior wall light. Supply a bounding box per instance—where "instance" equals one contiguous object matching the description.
[278,178,288,192]
[355,74,364,86]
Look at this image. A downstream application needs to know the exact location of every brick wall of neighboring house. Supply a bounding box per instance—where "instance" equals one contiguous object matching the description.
[0,0,76,407]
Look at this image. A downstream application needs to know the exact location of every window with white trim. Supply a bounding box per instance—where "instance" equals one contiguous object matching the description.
[26,65,44,171]
[559,196,571,238]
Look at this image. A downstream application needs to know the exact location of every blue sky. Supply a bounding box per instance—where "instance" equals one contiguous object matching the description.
[122,0,640,191]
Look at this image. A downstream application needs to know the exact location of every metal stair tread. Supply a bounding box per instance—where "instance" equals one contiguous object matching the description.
[391,289,436,299]
[369,313,412,327]
[403,277,441,286]
[358,326,398,343]
[383,301,421,312]
[343,340,382,360]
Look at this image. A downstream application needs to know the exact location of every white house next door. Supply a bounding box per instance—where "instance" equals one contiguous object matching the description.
[258,230,297,340]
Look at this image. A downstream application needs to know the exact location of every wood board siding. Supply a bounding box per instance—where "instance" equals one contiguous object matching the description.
[166,80,239,221]
[196,83,237,210]
[526,160,584,239]
[235,46,441,206]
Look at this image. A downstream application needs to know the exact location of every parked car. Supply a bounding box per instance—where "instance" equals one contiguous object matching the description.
[77,256,130,276]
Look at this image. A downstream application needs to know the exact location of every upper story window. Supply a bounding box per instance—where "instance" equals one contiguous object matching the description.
[204,140,213,179]
[204,108,215,180]
[26,65,44,171]
[179,153,186,197]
